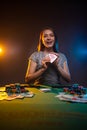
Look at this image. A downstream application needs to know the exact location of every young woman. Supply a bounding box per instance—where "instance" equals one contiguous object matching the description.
[25,27,71,86]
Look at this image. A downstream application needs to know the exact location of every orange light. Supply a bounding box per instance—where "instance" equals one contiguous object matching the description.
[0,48,3,53]
[0,46,4,56]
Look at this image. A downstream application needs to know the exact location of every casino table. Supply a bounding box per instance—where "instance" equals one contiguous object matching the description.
[0,85,87,130]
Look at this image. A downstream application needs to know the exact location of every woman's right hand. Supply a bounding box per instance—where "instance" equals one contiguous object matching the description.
[42,56,50,69]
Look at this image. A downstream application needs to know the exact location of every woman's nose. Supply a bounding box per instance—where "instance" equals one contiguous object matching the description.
[47,35,51,40]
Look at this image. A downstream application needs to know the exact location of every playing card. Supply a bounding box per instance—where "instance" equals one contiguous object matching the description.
[48,54,57,63]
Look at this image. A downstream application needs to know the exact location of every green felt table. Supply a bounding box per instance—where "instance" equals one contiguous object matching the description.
[0,86,87,130]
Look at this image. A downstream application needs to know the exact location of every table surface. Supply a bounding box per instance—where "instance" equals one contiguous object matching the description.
[0,86,87,130]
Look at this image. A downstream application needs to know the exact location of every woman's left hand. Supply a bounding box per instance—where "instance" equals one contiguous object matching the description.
[50,52,60,66]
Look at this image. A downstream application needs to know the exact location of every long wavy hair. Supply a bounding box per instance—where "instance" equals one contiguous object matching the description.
[37,27,59,52]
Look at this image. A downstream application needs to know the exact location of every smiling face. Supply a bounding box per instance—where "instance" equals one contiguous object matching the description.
[42,29,55,49]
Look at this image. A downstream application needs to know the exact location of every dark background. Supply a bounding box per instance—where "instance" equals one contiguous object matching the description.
[0,1,87,86]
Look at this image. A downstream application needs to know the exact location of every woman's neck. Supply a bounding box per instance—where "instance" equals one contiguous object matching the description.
[43,48,54,54]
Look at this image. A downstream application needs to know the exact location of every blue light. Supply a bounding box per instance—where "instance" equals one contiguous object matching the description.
[71,42,87,62]
[78,49,87,55]
[76,45,87,56]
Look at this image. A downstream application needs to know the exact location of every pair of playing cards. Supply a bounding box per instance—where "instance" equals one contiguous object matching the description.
[46,53,57,63]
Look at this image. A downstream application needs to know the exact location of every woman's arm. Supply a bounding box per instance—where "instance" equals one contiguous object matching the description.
[52,52,71,82]
[57,61,71,82]
[25,60,47,83]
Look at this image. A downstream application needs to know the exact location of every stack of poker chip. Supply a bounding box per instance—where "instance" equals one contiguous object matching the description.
[5,83,27,94]
[5,84,12,94]
[15,83,21,93]
[20,84,28,93]
[63,84,87,95]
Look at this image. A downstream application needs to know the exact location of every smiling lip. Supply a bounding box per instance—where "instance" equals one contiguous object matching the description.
[46,41,53,44]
